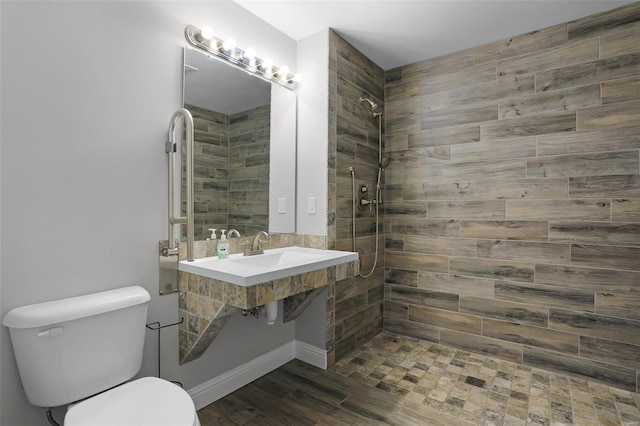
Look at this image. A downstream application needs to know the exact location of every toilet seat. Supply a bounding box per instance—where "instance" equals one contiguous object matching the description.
[64,377,200,426]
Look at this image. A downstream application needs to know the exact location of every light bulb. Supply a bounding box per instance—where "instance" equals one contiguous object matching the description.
[222,37,236,51]
[244,47,256,59]
[278,65,290,80]
[243,47,256,66]
[200,26,214,40]
[261,58,273,75]
[292,73,303,83]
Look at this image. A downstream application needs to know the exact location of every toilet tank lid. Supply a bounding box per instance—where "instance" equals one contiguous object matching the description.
[2,286,150,329]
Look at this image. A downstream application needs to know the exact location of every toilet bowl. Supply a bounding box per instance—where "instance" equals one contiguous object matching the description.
[65,377,200,426]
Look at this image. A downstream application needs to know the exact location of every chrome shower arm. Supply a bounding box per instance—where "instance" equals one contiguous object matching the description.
[167,108,194,262]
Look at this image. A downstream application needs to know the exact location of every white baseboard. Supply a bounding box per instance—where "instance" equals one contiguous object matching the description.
[187,340,326,410]
[295,340,327,369]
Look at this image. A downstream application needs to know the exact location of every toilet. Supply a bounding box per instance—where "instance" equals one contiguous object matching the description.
[3,286,200,426]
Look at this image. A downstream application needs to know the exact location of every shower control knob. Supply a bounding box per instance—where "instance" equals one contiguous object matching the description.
[360,185,368,193]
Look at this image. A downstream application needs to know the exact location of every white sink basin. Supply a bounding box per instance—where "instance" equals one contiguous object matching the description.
[229,249,323,268]
[178,246,358,286]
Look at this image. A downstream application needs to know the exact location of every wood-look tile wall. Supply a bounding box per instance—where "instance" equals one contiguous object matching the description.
[328,30,386,361]
[186,104,229,240]
[383,2,640,392]
[186,103,270,239]
[228,104,271,236]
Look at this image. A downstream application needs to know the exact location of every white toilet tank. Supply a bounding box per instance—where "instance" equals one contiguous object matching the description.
[2,286,151,408]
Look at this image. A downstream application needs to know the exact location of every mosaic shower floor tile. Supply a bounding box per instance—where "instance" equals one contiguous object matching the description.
[331,332,640,426]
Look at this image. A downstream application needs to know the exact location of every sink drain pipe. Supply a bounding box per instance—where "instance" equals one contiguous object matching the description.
[265,301,278,325]
[241,301,278,325]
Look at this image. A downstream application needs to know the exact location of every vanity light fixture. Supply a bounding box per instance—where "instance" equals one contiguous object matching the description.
[185,24,301,89]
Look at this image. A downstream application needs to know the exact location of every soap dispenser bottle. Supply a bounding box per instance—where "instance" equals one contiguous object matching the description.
[217,230,230,259]
[207,228,217,241]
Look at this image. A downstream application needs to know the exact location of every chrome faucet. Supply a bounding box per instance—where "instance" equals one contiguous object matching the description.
[253,231,269,251]
[243,231,270,256]
[227,229,241,238]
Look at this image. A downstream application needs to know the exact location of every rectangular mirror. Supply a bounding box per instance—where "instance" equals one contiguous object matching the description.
[182,47,296,239]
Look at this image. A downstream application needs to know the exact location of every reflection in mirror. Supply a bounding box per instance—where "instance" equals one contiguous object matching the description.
[182,47,296,240]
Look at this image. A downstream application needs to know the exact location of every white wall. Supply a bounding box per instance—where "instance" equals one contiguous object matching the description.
[0,2,297,424]
[295,289,327,348]
[296,30,329,236]
[269,85,297,233]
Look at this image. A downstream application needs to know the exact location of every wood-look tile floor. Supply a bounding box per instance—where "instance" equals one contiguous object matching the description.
[198,332,640,425]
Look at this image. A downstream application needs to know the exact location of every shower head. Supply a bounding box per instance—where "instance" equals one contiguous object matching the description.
[380,156,391,169]
[359,97,379,111]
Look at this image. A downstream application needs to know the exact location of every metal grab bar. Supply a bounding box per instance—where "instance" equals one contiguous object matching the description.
[167,108,194,262]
